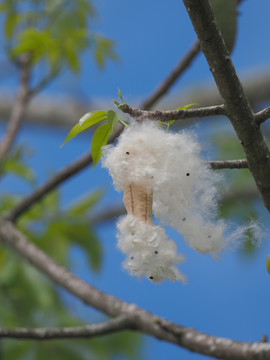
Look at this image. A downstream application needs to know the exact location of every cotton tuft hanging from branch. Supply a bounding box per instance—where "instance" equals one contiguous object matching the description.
[102,120,261,283]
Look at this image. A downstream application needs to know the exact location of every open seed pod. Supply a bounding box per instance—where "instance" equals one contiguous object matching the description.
[102,120,262,283]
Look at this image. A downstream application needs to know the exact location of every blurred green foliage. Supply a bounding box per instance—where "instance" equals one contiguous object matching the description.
[0,1,140,359]
[0,0,117,82]
[0,117,140,359]
[266,254,270,274]
[1,146,35,182]
[0,158,141,359]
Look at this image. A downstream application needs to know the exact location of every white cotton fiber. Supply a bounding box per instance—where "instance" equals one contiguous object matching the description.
[102,120,262,282]
[117,215,185,283]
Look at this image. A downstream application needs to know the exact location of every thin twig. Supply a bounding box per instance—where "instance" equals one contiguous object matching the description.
[183,0,270,213]
[0,217,270,360]
[121,103,226,121]
[0,57,31,163]
[6,152,92,222]
[255,107,270,124]
[29,68,61,97]
[208,159,248,169]
[0,316,133,340]
[141,40,200,110]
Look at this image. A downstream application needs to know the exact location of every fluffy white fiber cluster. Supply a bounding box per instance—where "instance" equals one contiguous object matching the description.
[117,215,185,283]
[102,120,261,283]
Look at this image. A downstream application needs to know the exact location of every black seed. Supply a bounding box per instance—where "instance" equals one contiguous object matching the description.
[149,276,154,280]
[131,256,134,260]
[151,176,154,179]
[186,173,190,176]
[126,152,130,155]
[155,251,158,254]
[182,217,186,221]
[208,235,212,238]
[131,233,134,236]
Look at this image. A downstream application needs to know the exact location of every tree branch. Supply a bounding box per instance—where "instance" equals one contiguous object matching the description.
[120,103,226,121]
[0,316,133,340]
[255,107,270,125]
[0,217,269,360]
[0,58,31,163]
[182,0,270,213]
[0,71,269,128]
[209,159,248,169]
[141,40,200,110]
[29,67,61,98]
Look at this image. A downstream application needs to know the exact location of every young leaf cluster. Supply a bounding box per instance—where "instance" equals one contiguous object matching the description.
[62,109,125,167]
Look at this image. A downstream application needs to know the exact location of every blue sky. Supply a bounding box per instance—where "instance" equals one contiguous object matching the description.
[42,0,270,101]
[1,1,270,359]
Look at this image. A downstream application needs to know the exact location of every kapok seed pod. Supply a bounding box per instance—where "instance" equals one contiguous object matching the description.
[123,183,153,224]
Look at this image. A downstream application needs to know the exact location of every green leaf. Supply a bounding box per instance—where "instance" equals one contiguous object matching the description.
[93,36,117,68]
[119,120,129,127]
[5,12,19,38]
[64,46,80,72]
[0,257,18,286]
[160,104,198,130]
[266,255,270,274]
[79,225,102,271]
[61,111,107,147]
[79,110,107,128]
[160,120,175,132]
[22,264,56,308]
[2,158,35,183]
[0,194,19,215]
[118,88,124,103]
[176,103,198,110]
[210,0,237,52]
[113,100,120,106]
[69,190,103,216]
[48,219,102,271]
[60,123,80,147]
[107,110,118,130]
[91,123,112,167]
